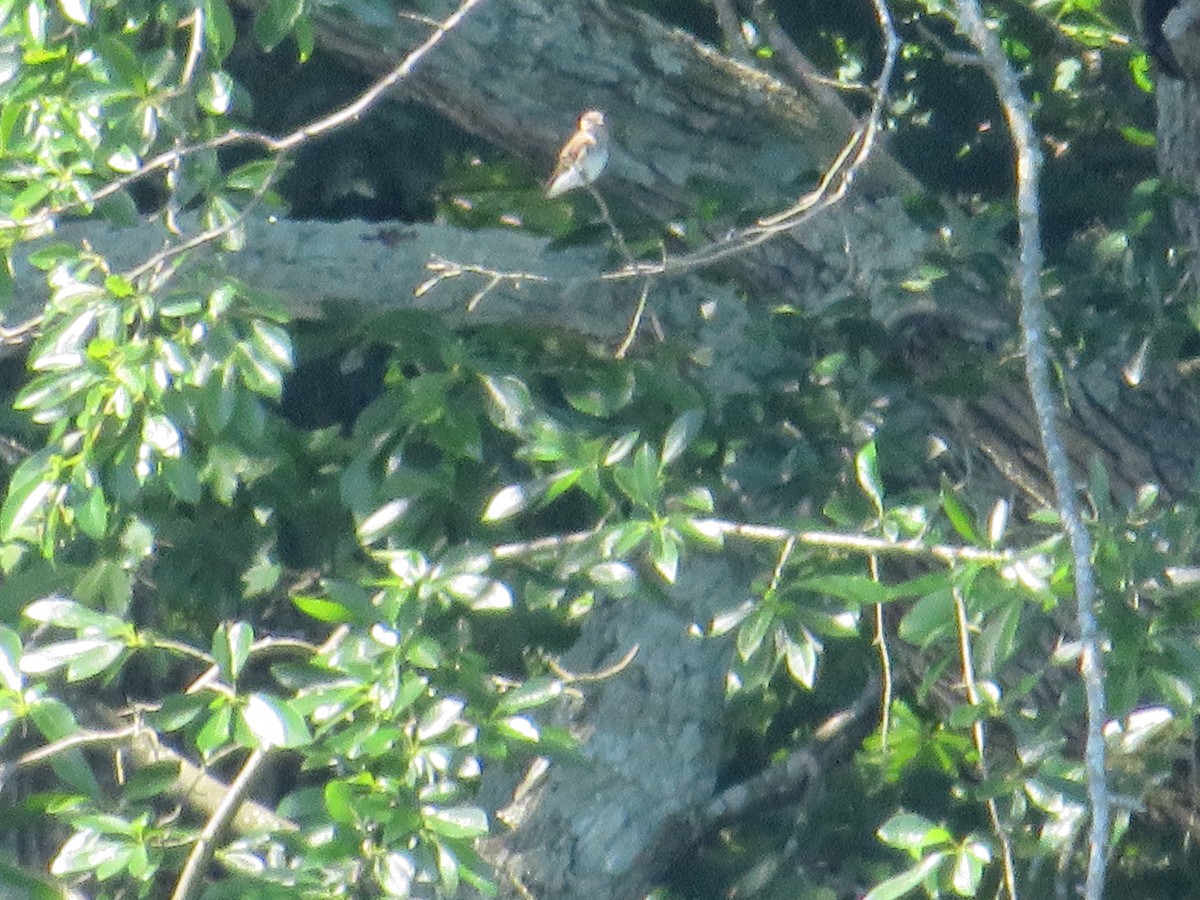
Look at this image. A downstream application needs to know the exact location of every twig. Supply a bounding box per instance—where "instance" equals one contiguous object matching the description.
[600,0,900,282]
[712,0,753,63]
[869,554,892,749]
[587,186,634,264]
[542,644,640,683]
[123,156,284,283]
[491,518,1025,567]
[179,4,205,88]
[613,278,651,359]
[752,0,868,112]
[170,746,271,900]
[701,675,877,828]
[170,625,347,900]
[950,2,1108,896]
[952,584,1018,898]
[0,722,140,783]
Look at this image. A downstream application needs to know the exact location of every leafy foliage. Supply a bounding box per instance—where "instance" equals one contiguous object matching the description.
[0,0,1198,898]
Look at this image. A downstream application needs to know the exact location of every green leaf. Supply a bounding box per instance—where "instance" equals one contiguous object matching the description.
[661,409,703,465]
[196,703,232,757]
[73,483,107,539]
[898,589,954,646]
[227,159,281,193]
[737,604,772,661]
[0,452,58,540]
[213,621,254,684]
[862,852,944,900]
[57,0,89,23]
[795,574,892,606]
[856,441,884,517]
[254,0,304,50]
[163,457,202,504]
[241,693,311,748]
[481,374,532,433]
[435,839,460,895]
[494,677,563,715]
[122,760,181,802]
[613,444,659,509]
[604,431,639,465]
[198,70,234,115]
[779,626,821,689]
[483,483,534,522]
[294,14,315,60]
[293,595,354,623]
[30,697,102,796]
[417,697,464,740]
[651,528,680,583]
[147,693,209,732]
[51,831,127,877]
[444,574,513,611]
[422,805,489,840]
[877,812,953,850]
[496,715,539,742]
[376,852,415,896]
[950,841,988,895]
[205,0,237,61]
[0,626,23,691]
[20,638,122,676]
[250,319,293,370]
[24,596,123,634]
[65,640,125,681]
[236,339,285,399]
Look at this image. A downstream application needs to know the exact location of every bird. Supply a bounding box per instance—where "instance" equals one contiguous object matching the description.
[545,110,609,199]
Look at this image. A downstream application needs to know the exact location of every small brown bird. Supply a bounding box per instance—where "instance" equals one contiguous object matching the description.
[545,110,610,199]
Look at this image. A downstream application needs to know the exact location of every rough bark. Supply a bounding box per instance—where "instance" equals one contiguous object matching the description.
[478,559,738,900]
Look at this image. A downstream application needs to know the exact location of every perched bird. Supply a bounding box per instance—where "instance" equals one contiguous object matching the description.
[545,110,609,199]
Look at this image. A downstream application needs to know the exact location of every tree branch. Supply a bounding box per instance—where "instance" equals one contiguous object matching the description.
[950,3,1109,896]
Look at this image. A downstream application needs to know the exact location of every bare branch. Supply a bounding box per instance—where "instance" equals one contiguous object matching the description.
[491,517,1027,568]
[952,584,1018,898]
[712,0,752,62]
[170,746,272,900]
[950,2,1109,896]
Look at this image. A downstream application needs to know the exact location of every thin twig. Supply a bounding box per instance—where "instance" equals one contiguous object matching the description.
[587,186,634,264]
[614,278,651,359]
[952,584,1018,899]
[543,644,640,683]
[1,722,139,778]
[170,625,348,900]
[869,554,892,749]
[179,5,205,88]
[950,2,1108,896]
[491,518,1025,567]
[169,746,270,900]
[123,157,283,283]
[712,0,753,62]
